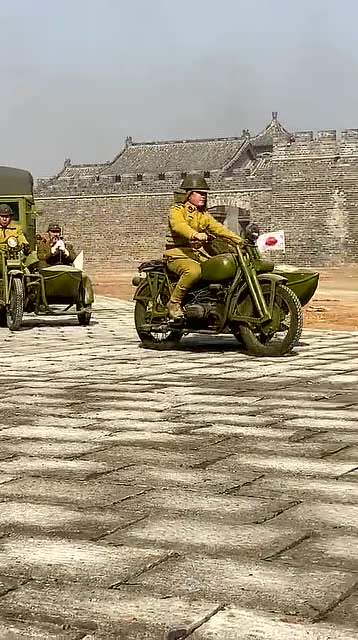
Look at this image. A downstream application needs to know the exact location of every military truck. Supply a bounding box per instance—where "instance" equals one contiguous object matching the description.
[0,165,37,247]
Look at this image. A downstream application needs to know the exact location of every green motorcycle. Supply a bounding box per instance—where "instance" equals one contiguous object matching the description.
[132,225,314,356]
[0,237,26,330]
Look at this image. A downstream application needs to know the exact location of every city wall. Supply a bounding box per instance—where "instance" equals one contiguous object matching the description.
[35,129,358,268]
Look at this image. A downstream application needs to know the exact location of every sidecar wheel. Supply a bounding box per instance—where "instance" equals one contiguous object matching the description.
[236,283,303,357]
[134,284,183,350]
[7,278,24,331]
[77,308,92,326]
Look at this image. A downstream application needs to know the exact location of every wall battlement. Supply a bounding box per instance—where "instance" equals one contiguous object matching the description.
[274,129,358,160]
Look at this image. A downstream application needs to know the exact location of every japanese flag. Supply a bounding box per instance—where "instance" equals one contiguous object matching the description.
[257,230,285,252]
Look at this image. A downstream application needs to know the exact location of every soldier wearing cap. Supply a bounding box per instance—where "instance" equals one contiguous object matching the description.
[0,203,29,251]
[164,174,244,320]
[37,223,76,268]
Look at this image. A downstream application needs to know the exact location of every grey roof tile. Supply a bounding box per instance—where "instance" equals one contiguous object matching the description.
[101,137,248,175]
[57,163,107,179]
[251,112,291,148]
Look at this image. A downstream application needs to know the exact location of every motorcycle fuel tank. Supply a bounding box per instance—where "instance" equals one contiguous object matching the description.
[201,253,237,282]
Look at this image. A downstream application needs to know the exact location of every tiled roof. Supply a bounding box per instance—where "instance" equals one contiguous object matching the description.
[57,163,107,179]
[101,137,249,175]
[251,112,291,148]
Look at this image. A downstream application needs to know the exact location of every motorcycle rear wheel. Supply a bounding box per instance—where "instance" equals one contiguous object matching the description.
[234,283,303,357]
[134,284,183,350]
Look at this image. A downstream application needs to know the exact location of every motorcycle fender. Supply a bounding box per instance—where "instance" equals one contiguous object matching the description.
[133,272,171,302]
[258,273,287,285]
[133,279,149,301]
[5,272,23,305]
[230,273,287,321]
[81,274,94,305]
[235,273,286,302]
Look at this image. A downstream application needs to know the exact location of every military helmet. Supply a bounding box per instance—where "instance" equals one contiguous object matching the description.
[47,222,61,233]
[180,174,210,192]
[0,204,13,216]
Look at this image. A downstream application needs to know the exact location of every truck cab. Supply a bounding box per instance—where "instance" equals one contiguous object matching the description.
[0,166,37,249]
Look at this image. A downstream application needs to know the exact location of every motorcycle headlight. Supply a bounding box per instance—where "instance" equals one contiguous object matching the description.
[7,236,18,248]
[244,223,260,242]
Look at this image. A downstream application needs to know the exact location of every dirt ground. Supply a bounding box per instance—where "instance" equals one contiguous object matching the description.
[90,264,358,332]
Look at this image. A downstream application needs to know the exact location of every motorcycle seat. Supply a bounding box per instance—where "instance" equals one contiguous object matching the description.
[138,259,165,273]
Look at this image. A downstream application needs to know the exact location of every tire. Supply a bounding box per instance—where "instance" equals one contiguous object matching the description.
[0,306,7,327]
[134,283,183,350]
[77,299,92,326]
[7,278,24,331]
[77,309,92,326]
[234,283,303,357]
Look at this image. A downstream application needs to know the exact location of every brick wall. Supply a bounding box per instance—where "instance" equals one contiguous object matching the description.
[35,128,358,268]
[35,188,272,269]
[271,130,358,266]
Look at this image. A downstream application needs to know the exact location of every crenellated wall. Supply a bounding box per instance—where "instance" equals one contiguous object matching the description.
[271,129,358,265]
[35,127,358,268]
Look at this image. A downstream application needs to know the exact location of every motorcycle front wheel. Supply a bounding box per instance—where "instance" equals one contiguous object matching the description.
[233,283,303,357]
[134,283,183,350]
[7,277,24,331]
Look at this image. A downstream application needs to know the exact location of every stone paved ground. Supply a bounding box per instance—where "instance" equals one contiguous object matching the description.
[0,298,357,639]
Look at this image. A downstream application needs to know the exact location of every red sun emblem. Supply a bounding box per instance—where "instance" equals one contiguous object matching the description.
[265,236,278,247]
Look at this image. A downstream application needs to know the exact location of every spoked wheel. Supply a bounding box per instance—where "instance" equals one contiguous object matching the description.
[134,283,183,349]
[233,283,303,356]
[7,278,24,331]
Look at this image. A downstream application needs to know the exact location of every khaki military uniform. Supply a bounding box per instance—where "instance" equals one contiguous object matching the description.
[165,202,243,303]
[0,222,29,249]
[37,234,76,269]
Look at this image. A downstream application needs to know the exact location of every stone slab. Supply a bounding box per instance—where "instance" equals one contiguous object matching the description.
[0,616,84,639]
[0,457,123,480]
[121,555,357,618]
[0,583,220,639]
[0,501,146,539]
[0,536,167,587]
[101,465,265,493]
[274,501,358,531]
[0,478,150,507]
[194,605,358,639]
[277,531,358,571]
[238,475,358,504]
[102,513,309,560]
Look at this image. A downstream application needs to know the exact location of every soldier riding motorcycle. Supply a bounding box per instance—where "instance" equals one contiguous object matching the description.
[0,203,30,330]
[133,175,303,357]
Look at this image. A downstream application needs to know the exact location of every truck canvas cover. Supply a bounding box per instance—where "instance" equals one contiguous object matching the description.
[0,166,34,197]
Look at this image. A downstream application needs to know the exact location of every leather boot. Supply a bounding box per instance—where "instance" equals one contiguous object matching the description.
[167,301,184,320]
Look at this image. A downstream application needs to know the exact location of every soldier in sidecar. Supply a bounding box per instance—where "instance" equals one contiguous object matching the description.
[0,166,94,331]
[36,222,77,268]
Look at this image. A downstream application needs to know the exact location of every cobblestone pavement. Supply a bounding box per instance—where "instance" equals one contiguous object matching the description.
[0,298,357,639]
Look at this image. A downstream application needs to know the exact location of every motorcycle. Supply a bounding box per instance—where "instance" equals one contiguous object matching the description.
[132,224,312,356]
[0,237,26,330]
[0,237,94,331]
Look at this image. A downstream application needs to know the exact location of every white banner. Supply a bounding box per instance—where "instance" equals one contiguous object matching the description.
[73,250,84,270]
[257,230,285,252]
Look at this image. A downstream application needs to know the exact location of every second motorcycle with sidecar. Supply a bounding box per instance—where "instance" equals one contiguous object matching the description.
[0,237,93,330]
[132,224,319,357]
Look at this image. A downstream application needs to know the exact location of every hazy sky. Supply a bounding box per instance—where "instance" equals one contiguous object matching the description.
[2,0,358,177]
